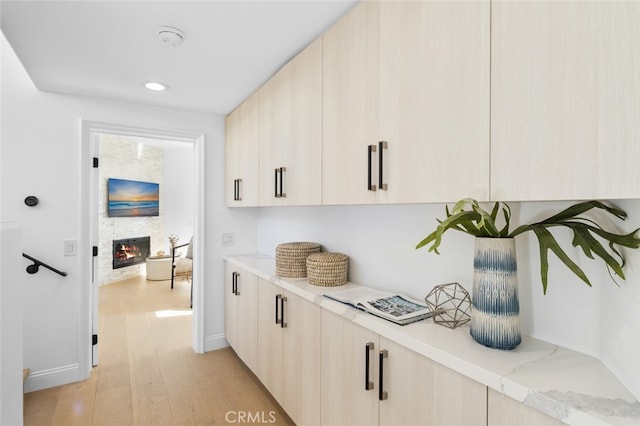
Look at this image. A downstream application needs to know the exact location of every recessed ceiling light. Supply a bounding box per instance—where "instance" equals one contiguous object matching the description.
[145,81,169,92]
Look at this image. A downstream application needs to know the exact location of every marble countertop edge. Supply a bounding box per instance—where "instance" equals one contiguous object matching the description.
[224,254,639,425]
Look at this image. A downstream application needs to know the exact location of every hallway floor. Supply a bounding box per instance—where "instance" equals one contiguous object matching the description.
[23,275,292,425]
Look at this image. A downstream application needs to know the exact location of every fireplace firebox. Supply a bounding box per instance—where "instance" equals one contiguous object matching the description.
[112,236,150,269]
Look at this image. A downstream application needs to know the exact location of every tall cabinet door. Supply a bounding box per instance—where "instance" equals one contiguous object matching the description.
[321,310,379,426]
[225,108,241,206]
[378,0,490,204]
[282,291,321,426]
[260,38,322,206]
[491,2,640,201]
[322,1,380,205]
[237,92,260,206]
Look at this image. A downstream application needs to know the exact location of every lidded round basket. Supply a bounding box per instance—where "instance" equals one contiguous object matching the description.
[306,252,349,287]
[275,242,321,278]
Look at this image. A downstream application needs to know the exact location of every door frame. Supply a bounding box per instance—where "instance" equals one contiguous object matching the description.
[79,120,205,378]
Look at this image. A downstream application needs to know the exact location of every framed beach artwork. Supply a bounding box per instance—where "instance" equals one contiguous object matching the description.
[107,178,159,217]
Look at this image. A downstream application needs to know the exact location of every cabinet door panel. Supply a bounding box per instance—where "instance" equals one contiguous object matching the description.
[379,337,486,426]
[488,389,563,426]
[283,291,321,426]
[492,2,640,200]
[224,264,258,372]
[260,39,322,206]
[238,92,260,206]
[378,0,490,204]
[322,1,380,205]
[321,310,379,426]
[256,279,284,402]
[225,109,240,206]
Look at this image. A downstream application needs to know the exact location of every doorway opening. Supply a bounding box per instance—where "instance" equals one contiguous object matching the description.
[80,121,205,377]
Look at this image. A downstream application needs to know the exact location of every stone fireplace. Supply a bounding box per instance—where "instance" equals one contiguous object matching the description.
[112,236,150,269]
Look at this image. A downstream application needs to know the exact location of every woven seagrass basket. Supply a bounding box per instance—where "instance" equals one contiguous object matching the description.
[306,252,349,287]
[275,242,321,278]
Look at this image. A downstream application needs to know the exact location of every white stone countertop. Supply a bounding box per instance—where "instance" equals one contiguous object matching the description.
[225,254,640,426]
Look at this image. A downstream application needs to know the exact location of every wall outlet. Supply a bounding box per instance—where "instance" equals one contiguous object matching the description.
[221,233,235,247]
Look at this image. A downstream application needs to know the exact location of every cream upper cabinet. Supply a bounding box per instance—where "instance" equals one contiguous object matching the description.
[259,38,322,206]
[322,1,380,205]
[323,0,490,205]
[491,1,640,201]
[225,92,260,207]
[378,0,490,204]
[225,108,241,206]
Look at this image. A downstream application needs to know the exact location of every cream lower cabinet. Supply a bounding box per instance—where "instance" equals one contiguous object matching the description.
[224,263,258,372]
[321,310,487,426]
[257,278,321,426]
[488,389,564,426]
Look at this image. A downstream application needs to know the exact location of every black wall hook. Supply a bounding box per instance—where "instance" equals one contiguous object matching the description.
[24,196,39,207]
[22,253,67,277]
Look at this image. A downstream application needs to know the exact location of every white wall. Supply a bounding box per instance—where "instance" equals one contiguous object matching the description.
[257,200,640,400]
[1,32,260,391]
[162,142,194,249]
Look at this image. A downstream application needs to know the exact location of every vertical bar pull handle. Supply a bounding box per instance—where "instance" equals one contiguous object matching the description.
[378,141,388,191]
[379,349,388,401]
[368,145,377,191]
[233,179,237,201]
[236,179,242,201]
[231,272,236,294]
[279,167,286,198]
[234,272,240,296]
[280,295,287,328]
[365,342,374,391]
[274,169,279,198]
[275,294,281,324]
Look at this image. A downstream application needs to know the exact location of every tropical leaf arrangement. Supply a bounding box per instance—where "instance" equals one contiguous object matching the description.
[416,199,640,294]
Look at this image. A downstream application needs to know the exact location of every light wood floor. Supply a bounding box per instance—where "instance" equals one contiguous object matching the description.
[23,275,293,426]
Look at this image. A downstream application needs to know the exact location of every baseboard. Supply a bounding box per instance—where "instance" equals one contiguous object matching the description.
[24,363,81,393]
[204,332,229,352]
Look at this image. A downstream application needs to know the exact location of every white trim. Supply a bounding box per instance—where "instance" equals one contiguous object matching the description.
[24,363,81,393]
[204,333,229,353]
[80,120,206,379]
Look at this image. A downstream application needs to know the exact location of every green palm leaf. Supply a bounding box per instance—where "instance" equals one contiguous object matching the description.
[416,199,640,294]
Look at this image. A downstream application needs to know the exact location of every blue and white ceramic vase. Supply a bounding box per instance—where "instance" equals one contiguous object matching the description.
[470,237,521,350]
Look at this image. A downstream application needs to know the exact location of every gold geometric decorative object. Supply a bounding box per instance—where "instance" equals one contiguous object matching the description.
[424,282,471,329]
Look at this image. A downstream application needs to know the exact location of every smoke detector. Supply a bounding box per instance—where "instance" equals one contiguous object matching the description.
[157,26,184,47]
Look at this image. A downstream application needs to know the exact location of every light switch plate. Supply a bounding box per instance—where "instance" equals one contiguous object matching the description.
[221,233,235,247]
[64,239,77,256]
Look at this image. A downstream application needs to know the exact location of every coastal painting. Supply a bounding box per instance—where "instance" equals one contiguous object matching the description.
[107,178,159,217]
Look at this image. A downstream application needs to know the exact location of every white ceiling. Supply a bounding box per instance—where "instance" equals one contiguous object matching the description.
[0,0,358,116]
